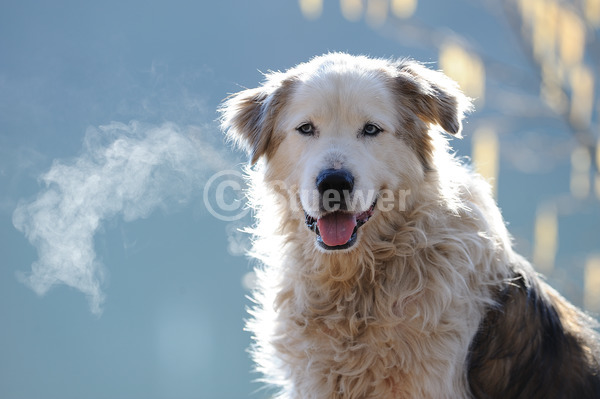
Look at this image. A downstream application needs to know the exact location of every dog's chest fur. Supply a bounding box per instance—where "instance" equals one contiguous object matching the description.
[266,210,500,399]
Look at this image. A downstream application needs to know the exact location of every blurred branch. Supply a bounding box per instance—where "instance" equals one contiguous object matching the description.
[500,0,598,149]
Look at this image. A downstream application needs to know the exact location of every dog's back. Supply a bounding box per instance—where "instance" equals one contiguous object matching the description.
[468,267,600,398]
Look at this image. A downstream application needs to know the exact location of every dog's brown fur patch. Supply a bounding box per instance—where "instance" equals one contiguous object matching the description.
[220,77,296,164]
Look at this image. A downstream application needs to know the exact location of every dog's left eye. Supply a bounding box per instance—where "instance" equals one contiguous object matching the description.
[362,123,382,136]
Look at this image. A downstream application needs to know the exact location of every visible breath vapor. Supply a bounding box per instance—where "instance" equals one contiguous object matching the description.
[13,121,231,315]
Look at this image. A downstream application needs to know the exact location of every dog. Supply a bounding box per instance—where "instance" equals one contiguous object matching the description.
[219,53,600,398]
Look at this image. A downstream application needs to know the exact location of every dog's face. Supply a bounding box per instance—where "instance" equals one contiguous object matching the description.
[221,53,469,252]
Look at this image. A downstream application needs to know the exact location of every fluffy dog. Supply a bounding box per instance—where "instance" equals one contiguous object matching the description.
[220,53,600,398]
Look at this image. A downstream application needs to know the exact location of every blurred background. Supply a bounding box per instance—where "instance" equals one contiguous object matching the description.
[1,0,599,398]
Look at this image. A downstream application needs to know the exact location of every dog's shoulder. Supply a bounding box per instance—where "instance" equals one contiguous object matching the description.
[467,267,600,399]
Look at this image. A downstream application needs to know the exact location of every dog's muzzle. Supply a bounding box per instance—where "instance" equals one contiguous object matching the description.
[304,169,376,250]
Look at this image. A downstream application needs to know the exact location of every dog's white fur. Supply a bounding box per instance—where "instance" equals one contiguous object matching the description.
[220,53,599,398]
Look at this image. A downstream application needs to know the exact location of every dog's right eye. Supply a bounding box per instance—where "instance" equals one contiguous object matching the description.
[296,123,315,135]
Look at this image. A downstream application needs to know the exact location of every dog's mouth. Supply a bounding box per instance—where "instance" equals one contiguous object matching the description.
[304,201,377,250]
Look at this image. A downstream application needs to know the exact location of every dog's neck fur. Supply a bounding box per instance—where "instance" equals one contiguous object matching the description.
[247,149,517,399]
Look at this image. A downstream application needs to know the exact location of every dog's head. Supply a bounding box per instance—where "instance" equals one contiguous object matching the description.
[220,53,470,252]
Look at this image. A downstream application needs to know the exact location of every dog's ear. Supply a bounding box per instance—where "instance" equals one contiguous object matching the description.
[220,77,293,165]
[395,61,472,137]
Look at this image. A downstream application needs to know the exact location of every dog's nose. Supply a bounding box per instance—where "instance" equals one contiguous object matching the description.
[316,169,354,210]
[317,169,354,195]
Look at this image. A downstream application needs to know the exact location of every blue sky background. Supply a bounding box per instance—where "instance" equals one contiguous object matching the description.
[1,1,599,398]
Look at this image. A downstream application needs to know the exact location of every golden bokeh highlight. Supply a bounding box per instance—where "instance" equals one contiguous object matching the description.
[532,0,559,62]
[299,0,323,20]
[559,8,586,68]
[569,65,595,128]
[439,43,485,105]
[341,0,363,21]
[533,204,558,273]
[472,127,499,197]
[391,0,417,19]
[584,256,600,312]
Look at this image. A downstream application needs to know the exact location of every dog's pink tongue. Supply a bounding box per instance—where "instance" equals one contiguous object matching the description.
[317,212,357,247]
